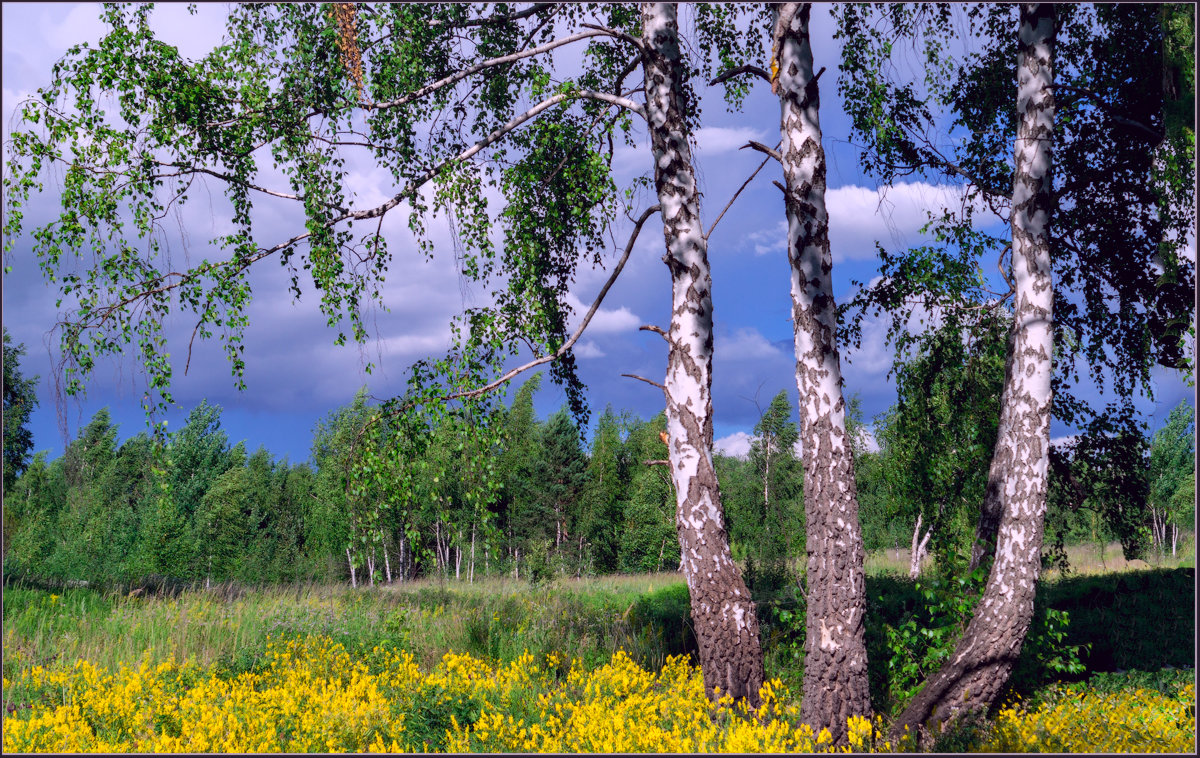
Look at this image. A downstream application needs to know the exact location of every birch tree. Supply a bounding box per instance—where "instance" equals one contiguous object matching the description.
[889,6,1057,733]
[772,4,871,738]
[836,1,1192,735]
[3,2,769,703]
[704,2,875,737]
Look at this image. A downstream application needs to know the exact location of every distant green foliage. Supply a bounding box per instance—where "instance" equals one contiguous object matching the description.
[5,403,317,586]
[578,406,630,574]
[617,415,677,575]
[3,327,39,495]
[749,391,803,583]
[870,315,1006,575]
[5,386,690,587]
[1147,401,1196,552]
[7,387,1187,594]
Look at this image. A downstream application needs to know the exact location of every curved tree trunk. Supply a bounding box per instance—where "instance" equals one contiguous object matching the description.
[774,3,871,741]
[891,3,1056,740]
[970,328,1018,572]
[641,1,765,706]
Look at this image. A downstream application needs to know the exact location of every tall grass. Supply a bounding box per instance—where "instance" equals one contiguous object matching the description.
[4,559,1193,728]
[2,574,694,685]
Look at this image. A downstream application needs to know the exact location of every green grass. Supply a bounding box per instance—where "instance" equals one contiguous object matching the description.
[2,573,695,683]
[4,558,1193,743]
[1041,536,1195,577]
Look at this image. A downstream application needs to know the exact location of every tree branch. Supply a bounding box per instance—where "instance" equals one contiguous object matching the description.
[709,64,771,87]
[706,147,777,239]
[621,373,666,390]
[996,243,1015,293]
[741,140,782,163]
[153,160,309,206]
[440,204,662,402]
[639,324,669,342]
[574,90,646,120]
[426,3,556,29]
[580,22,645,51]
[1050,83,1163,142]
[363,30,609,111]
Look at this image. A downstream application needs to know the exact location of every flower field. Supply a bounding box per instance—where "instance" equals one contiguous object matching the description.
[4,631,1194,754]
[3,572,1195,753]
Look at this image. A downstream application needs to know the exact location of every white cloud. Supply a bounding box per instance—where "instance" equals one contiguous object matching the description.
[855,427,881,454]
[573,340,606,359]
[842,316,894,376]
[841,290,947,377]
[714,431,753,459]
[375,331,453,358]
[565,292,641,335]
[695,126,767,155]
[740,182,993,263]
[827,181,994,262]
[748,220,788,257]
[1050,435,1079,448]
[718,327,783,360]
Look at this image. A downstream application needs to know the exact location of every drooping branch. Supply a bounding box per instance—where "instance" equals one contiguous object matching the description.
[706,147,778,239]
[425,3,556,30]
[1049,83,1164,142]
[440,203,663,403]
[152,160,309,206]
[351,89,639,223]
[363,30,609,111]
[709,64,772,86]
[50,86,649,400]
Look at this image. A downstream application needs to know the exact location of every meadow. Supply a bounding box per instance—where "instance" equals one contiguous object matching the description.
[3,550,1195,753]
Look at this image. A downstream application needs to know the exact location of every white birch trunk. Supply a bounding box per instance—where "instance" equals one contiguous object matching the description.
[774,3,871,738]
[347,546,357,589]
[893,4,1057,738]
[909,513,932,579]
[399,537,406,582]
[641,1,764,705]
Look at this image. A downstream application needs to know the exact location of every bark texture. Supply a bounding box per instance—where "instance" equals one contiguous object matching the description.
[970,325,1018,572]
[641,2,765,706]
[775,3,871,742]
[890,3,1056,741]
[910,513,931,579]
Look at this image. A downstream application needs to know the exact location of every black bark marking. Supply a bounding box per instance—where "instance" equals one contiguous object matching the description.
[642,2,763,708]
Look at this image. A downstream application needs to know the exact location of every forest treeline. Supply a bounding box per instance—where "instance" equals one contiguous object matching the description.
[5,356,1194,590]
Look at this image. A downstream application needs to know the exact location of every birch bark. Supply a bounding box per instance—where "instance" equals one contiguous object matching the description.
[773,3,871,740]
[891,3,1057,739]
[641,1,765,705]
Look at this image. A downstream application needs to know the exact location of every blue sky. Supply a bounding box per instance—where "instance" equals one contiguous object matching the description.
[2,3,1194,466]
